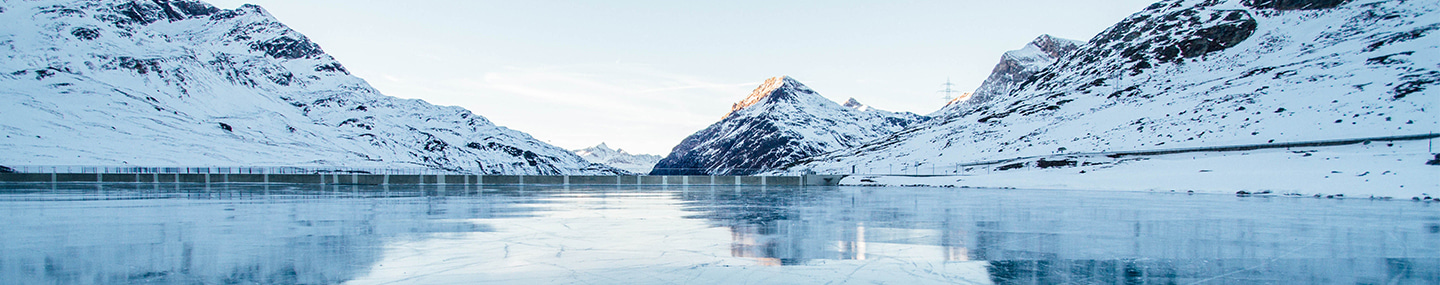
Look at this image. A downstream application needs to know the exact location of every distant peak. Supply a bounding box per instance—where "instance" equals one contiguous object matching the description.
[998,34,1083,65]
[595,142,610,150]
[1027,34,1084,58]
[842,98,863,108]
[1033,34,1059,44]
[723,76,808,119]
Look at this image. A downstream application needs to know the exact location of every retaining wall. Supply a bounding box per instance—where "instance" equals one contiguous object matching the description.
[0,173,834,186]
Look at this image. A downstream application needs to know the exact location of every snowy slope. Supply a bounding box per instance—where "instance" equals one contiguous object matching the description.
[652,76,928,175]
[936,34,1083,115]
[0,0,622,175]
[572,143,661,174]
[782,0,1438,193]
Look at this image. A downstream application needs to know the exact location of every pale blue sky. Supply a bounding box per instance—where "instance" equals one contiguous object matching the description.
[205,0,1158,155]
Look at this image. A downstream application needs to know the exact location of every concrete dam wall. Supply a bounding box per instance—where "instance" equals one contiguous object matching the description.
[0,173,847,186]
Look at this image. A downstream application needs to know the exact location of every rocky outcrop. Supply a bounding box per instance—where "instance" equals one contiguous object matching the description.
[1243,0,1350,10]
[939,35,1083,114]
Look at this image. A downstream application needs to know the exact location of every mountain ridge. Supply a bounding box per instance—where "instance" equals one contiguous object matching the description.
[652,76,928,175]
[938,34,1084,115]
[779,0,1437,195]
[572,143,662,174]
[0,0,624,174]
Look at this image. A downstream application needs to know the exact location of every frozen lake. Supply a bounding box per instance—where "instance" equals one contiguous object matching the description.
[1,183,1437,284]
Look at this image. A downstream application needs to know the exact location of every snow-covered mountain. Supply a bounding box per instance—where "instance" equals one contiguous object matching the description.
[782,0,1437,193]
[572,143,662,174]
[651,76,928,175]
[0,0,623,174]
[936,34,1083,115]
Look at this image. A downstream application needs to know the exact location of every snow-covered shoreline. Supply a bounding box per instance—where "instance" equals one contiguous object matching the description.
[841,139,1439,200]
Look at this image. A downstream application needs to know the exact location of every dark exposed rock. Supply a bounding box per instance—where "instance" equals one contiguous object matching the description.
[1181,13,1258,58]
[1366,51,1413,65]
[209,9,240,21]
[1036,159,1077,168]
[153,0,186,21]
[113,0,220,25]
[1243,0,1350,10]
[1393,71,1438,99]
[114,1,162,25]
[112,2,154,25]
[472,142,544,167]
[250,37,324,59]
[268,72,294,86]
[116,57,162,74]
[218,122,232,132]
[71,27,101,40]
[1091,9,1257,64]
[338,118,373,130]
[34,67,66,80]
[997,163,1026,171]
[315,62,349,74]
[1365,24,1439,52]
[38,6,85,17]
[163,0,219,17]
[424,139,447,152]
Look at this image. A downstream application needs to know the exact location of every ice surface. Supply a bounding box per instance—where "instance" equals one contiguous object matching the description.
[1,184,1436,284]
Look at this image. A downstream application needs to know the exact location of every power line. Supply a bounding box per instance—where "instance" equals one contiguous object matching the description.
[937,77,961,100]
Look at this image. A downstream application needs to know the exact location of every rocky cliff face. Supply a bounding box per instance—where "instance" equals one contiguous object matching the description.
[0,0,623,174]
[652,76,928,175]
[784,0,1437,174]
[938,34,1083,115]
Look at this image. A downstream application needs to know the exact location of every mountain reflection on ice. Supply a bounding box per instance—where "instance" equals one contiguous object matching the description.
[673,186,1440,284]
[1,184,1437,284]
[0,183,528,284]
